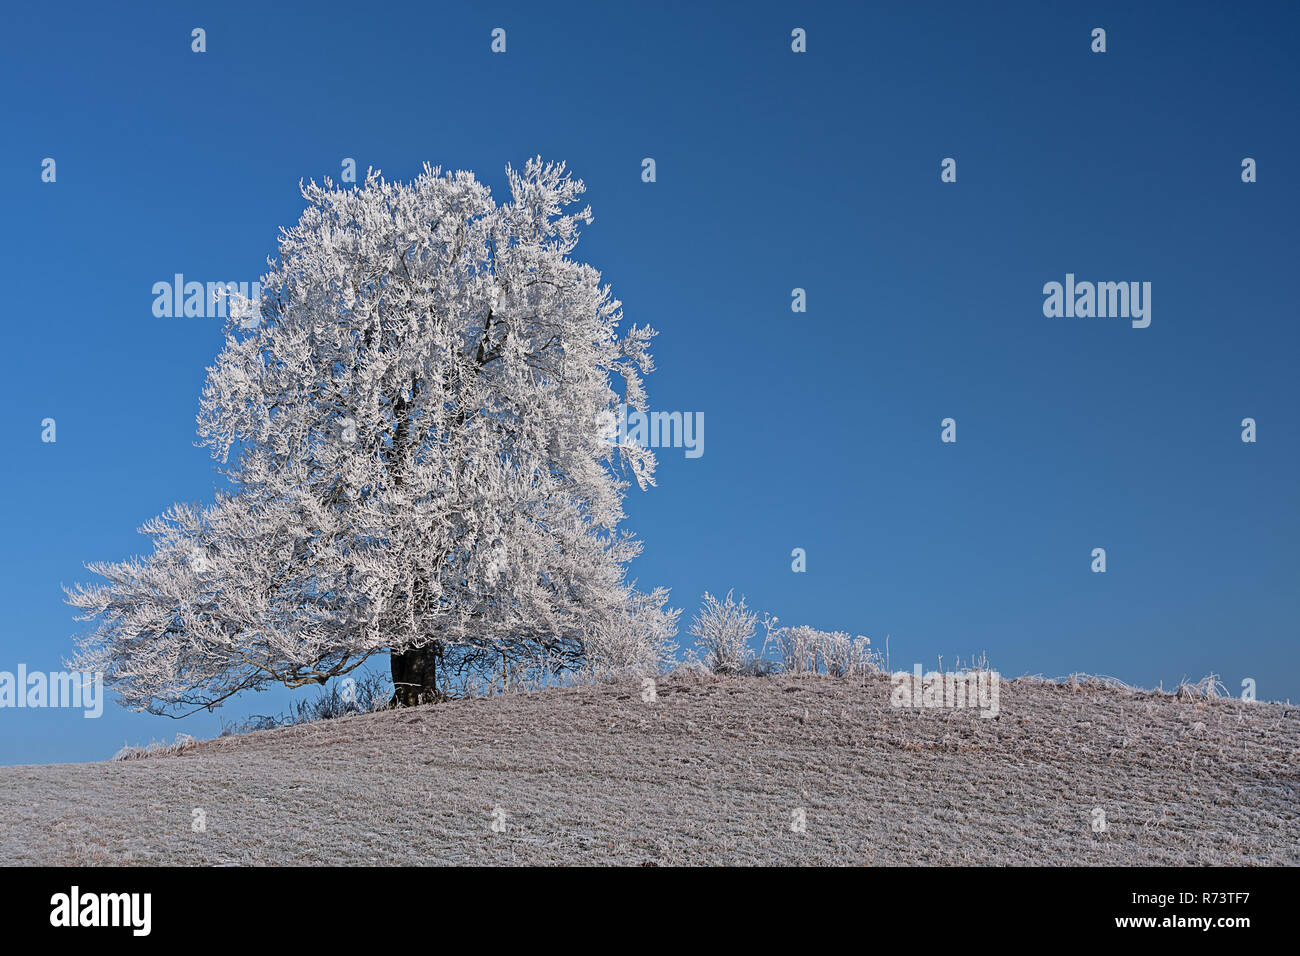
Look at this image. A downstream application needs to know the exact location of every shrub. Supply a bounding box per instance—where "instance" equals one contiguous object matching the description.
[290,672,393,722]
[820,632,880,678]
[688,590,757,674]
[774,624,819,676]
[768,622,881,679]
[218,671,394,737]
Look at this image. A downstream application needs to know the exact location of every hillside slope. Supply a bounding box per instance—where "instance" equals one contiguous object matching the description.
[2,674,1297,865]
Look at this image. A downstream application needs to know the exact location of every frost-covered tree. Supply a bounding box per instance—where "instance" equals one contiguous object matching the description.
[68,159,678,714]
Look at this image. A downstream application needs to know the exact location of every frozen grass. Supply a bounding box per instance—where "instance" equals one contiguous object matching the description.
[111,734,200,762]
[2,673,1296,865]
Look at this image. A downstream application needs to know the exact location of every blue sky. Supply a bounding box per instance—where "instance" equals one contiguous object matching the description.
[1,0,1296,764]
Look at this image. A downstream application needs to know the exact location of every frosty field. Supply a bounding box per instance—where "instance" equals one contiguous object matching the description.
[1,674,1296,866]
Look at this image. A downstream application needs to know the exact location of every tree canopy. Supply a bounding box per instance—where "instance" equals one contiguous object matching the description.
[68,159,678,714]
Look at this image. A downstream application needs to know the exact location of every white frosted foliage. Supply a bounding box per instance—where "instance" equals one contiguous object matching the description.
[68,159,678,714]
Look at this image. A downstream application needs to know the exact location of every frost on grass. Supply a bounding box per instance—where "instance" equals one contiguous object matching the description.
[111,733,199,761]
[9,674,1295,865]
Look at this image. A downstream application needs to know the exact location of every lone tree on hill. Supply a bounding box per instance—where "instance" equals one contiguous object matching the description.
[68,159,678,713]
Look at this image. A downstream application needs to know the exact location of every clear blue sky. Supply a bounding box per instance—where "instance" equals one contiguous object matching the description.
[2,0,1296,764]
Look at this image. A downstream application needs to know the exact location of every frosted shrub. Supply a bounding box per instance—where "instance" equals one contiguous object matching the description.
[293,672,392,722]
[770,623,881,679]
[820,632,880,678]
[689,590,757,674]
[775,625,819,675]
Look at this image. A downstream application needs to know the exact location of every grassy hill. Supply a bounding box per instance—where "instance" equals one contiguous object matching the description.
[2,673,1296,865]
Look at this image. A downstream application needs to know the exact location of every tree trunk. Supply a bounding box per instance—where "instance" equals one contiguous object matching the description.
[391,643,441,706]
